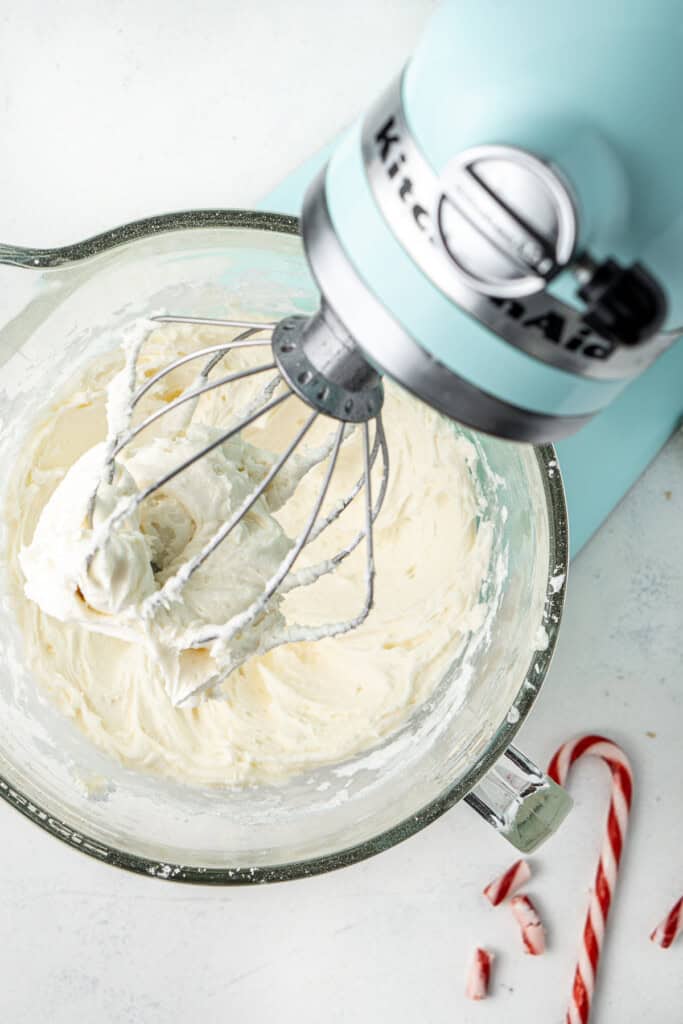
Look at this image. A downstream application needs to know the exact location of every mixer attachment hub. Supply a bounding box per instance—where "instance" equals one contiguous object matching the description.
[273,307,384,423]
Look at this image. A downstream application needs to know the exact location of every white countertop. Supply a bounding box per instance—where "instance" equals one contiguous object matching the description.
[1,3,681,1021]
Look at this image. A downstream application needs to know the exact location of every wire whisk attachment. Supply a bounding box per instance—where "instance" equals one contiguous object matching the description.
[84,314,388,705]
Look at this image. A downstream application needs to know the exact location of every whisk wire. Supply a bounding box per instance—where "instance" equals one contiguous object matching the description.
[227,373,283,431]
[114,361,277,455]
[182,419,382,702]
[152,315,277,330]
[133,390,293,510]
[362,419,376,609]
[273,418,378,643]
[280,413,389,593]
[142,404,320,616]
[186,419,346,650]
[96,390,293,554]
[131,330,272,409]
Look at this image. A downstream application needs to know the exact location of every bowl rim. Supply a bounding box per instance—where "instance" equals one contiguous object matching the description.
[0,209,568,884]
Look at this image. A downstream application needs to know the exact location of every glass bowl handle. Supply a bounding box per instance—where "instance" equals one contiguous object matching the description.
[464,744,572,852]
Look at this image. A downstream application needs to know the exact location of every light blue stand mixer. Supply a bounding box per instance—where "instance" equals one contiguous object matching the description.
[265,0,683,555]
[0,0,681,876]
[132,0,683,699]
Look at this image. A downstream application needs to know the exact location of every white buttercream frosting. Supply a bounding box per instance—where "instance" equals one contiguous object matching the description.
[8,321,495,786]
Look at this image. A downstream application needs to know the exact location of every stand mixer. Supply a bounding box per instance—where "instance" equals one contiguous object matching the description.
[0,0,681,879]
[262,0,683,559]
[111,0,682,697]
[158,0,683,520]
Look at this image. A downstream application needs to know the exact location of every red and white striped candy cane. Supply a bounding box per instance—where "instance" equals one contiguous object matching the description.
[510,894,546,955]
[650,896,683,949]
[548,734,633,1024]
[483,858,531,906]
[465,947,494,1000]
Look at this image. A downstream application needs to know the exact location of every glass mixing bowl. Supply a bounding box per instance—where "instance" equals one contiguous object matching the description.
[0,212,569,883]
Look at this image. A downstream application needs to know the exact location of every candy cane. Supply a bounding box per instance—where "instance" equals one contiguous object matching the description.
[548,734,634,1024]
[465,947,494,1000]
[650,896,683,949]
[483,859,532,906]
[510,894,546,955]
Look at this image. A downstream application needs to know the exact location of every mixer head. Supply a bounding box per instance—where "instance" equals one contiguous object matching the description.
[150,84,676,455]
[285,76,677,445]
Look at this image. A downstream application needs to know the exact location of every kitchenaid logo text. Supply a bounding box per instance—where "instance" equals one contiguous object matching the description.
[487,297,615,359]
[374,116,434,238]
[373,117,614,361]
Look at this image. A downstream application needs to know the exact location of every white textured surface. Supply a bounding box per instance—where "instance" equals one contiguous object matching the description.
[0,3,681,1021]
